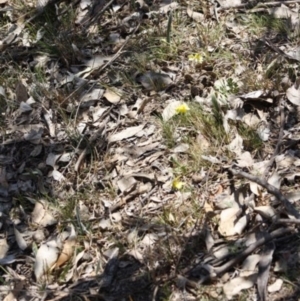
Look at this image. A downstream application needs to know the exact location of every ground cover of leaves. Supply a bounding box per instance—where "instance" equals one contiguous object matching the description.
[1,0,300,300]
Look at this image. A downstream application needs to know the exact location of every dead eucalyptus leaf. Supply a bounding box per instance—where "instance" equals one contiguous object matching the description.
[268,279,283,293]
[218,207,241,236]
[227,133,243,155]
[254,206,277,220]
[99,218,112,230]
[286,191,300,203]
[240,254,261,277]
[43,109,55,137]
[85,55,112,69]
[0,238,9,259]
[81,88,104,103]
[268,172,282,189]
[241,90,265,99]
[268,4,299,26]
[237,152,254,168]
[104,88,121,104]
[30,145,43,157]
[171,143,189,153]
[111,212,122,223]
[213,245,229,259]
[223,274,257,299]
[108,124,145,143]
[46,153,61,167]
[217,0,242,8]
[19,101,32,113]
[257,123,270,141]
[205,229,214,251]
[31,201,57,227]
[24,126,43,144]
[36,0,50,11]
[15,81,28,103]
[159,1,178,13]
[187,7,204,22]
[141,233,158,247]
[14,227,27,250]
[0,85,6,97]
[257,241,275,301]
[201,155,222,164]
[55,225,76,268]
[34,239,60,279]
[52,169,66,182]
[3,279,25,301]
[234,214,249,235]
[286,81,300,106]
[92,106,108,122]
[117,177,137,193]
[162,101,182,121]
[213,193,239,210]
[137,71,172,91]
[242,113,261,127]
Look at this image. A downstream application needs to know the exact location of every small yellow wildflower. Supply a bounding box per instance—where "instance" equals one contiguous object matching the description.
[172,178,185,190]
[188,53,204,64]
[175,103,190,114]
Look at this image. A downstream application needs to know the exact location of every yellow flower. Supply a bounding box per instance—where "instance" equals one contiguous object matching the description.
[188,53,204,64]
[172,178,185,190]
[175,103,190,114]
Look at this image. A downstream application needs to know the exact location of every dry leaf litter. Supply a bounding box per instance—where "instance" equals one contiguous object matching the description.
[0,0,300,300]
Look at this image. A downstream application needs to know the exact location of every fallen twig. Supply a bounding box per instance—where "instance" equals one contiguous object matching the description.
[263,100,285,178]
[74,117,108,173]
[276,218,300,225]
[214,227,291,276]
[178,227,294,288]
[109,183,153,213]
[261,38,300,62]
[229,168,300,219]
[80,0,115,27]
[218,0,300,11]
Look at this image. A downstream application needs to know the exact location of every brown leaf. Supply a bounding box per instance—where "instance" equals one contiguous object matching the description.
[3,279,25,301]
[257,241,275,301]
[55,238,76,268]
[0,238,9,259]
[15,80,28,103]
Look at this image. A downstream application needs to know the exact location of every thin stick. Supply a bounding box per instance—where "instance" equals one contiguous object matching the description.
[81,0,115,27]
[261,38,300,62]
[263,100,285,178]
[218,0,300,11]
[276,218,300,225]
[176,228,293,289]
[109,183,151,213]
[214,228,292,276]
[74,119,107,173]
[229,168,300,219]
